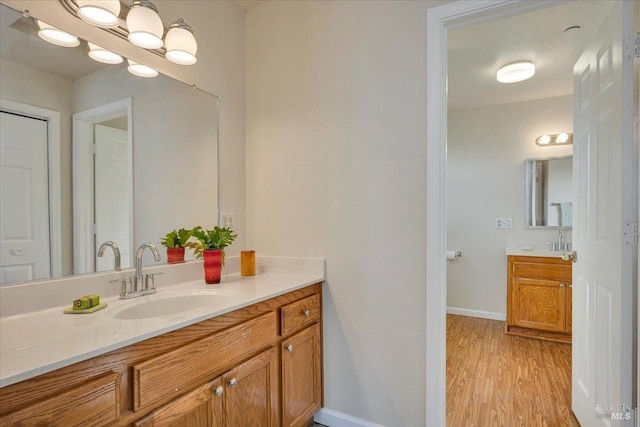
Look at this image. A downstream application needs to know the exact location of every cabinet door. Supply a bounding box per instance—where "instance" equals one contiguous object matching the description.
[566,283,572,333]
[222,347,279,427]
[282,324,322,427]
[134,377,224,427]
[513,278,567,332]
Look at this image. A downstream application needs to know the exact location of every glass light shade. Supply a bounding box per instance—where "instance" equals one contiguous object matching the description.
[165,21,197,65]
[77,0,120,28]
[37,20,79,47]
[496,61,535,83]
[556,133,569,143]
[537,135,551,145]
[126,1,164,49]
[127,59,158,78]
[88,42,123,64]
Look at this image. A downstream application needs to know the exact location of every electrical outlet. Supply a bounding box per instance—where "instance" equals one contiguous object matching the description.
[496,218,512,229]
[220,213,235,230]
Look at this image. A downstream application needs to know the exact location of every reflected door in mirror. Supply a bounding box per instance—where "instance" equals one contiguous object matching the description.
[0,111,50,284]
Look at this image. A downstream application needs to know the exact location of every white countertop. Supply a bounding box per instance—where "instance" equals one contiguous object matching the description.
[0,259,324,388]
[505,247,565,258]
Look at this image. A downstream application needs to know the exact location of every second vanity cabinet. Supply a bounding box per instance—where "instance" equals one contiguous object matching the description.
[506,255,572,343]
[0,283,323,427]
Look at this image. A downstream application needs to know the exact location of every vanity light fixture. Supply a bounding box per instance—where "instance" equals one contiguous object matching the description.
[126,0,164,49]
[497,61,535,83]
[127,59,158,77]
[76,0,120,28]
[165,19,197,65]
[535,133,573,147]
[37,20,80,47]
[88,42,123,64]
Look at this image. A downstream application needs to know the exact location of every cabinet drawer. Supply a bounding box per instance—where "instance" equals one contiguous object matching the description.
[133,311,277,411]
[281,294,320,337]
[0,372,120,427]
[512,261,571,281]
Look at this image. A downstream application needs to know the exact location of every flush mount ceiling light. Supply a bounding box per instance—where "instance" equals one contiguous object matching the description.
[165,18,197,65]
[127,59,158,77]
[535,133,573,147]
[88,42,123,64]
[37,20,80,47]
[126,0,164,49]
[497,61,535,83]
[76,0,120,28]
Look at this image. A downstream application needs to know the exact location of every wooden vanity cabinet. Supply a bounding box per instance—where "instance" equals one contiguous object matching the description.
[280,294,322,427]
[506,256,572,343]
[0,283,322,427]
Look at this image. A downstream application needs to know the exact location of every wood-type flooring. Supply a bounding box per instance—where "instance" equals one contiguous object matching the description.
[447,314,580,427]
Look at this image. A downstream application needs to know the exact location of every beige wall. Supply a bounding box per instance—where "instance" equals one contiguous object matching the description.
[246,1,444,425]
[447,95,573,316]
[1,0,247,256]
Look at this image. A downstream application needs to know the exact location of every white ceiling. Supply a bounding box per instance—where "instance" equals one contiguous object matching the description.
[447,1,613,110]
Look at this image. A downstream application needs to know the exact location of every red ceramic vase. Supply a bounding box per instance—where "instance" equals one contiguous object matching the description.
[203,249,223,284]
[167,247,185,264]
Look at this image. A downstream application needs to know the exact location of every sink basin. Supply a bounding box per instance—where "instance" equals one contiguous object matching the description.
[114,294,223,320]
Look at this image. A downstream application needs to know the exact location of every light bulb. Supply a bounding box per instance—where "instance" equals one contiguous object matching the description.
[165,19,197,65]
[37,20,79,47]
[127,59,158,78]
[88,43,123,64]
[126,1,164,49]
[497,61,535,84]
[77,0,120,28]
[556,133,569,143]
[537,135,551,145]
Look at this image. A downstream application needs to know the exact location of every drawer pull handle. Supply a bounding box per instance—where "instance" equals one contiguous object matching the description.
[228,377,237,387]
[286,344,294,352]
[214,386,224,396]
[559,283,566,288]
[303,309,310,317]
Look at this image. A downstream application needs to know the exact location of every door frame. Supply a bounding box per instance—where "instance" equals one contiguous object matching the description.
[72,98,133,274]
[425,1,636,425]
[0,98,62,278]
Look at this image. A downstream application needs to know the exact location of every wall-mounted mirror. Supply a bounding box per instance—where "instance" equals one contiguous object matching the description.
[0,3,218,285]
[525,156,572,229]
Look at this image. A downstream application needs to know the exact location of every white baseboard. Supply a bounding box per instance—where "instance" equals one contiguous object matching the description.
[314,408,385,427]
[446,306,506,321]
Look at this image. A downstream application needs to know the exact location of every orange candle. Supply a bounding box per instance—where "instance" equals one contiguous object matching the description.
[241,250,256,276]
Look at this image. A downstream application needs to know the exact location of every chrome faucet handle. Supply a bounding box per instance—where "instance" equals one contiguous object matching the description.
[145,272,163,290]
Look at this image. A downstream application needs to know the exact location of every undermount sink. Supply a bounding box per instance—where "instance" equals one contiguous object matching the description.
[114,294,223,320]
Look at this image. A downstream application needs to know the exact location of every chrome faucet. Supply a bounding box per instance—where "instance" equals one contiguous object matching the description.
[134,243,161,292]
[97,241,121,271]
[557,230,564,249]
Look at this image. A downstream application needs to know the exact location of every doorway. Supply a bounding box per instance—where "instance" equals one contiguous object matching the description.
[0,99,62,285]
[426,1,636,425]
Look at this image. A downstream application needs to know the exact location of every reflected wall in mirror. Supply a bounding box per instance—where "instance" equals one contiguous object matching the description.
[525,156,573,229]
[0,3,219,285]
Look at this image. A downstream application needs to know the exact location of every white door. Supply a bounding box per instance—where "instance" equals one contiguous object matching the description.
[94,124,131,271]
[0,111,51,284]
[572,1,634,425]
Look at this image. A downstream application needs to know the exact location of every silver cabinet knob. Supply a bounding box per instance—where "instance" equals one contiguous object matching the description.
[561,251,578,263]
[569,284,572,288]
[13,249,23,256]
[286,344,294,352]
[303,309,310,317]
[214,386,223,396]
[559,283,566,288]
[228,377,237,387]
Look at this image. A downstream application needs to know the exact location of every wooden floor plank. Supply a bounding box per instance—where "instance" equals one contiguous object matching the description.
[446,314,580,427]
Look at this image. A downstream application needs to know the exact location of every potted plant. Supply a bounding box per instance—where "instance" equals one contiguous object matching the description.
[188,226,237,284]
[160,228,193,264]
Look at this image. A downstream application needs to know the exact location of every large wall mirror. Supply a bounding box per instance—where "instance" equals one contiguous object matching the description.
[0,3,219,285]
[525,156,572,229]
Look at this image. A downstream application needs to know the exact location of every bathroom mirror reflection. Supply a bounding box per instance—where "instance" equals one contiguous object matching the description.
[0,4,219,285]
[525,156,573,229]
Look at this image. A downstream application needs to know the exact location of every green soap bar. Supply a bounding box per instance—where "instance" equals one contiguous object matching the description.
[73,295,100,310]
[73,297,91,310]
